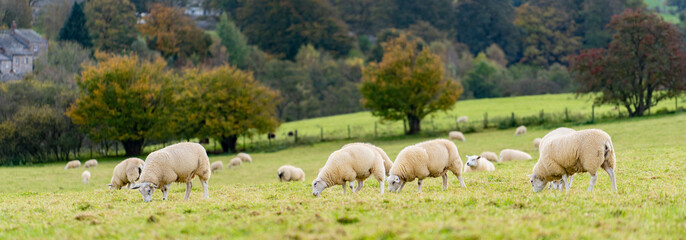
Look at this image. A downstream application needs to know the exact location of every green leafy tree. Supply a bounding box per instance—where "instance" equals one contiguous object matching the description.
[464,54,500,99]
[515,2,581,67]
[360,35,462,134]
[177,65,280,153]
[237,0,353,60]
[35,0,73,40]
[216,13,249,68]
[570,9,686,117]
[329,0,393,35]
[454,0,521,62]
[67,52,171,156]
[391,0,454,30]
[59,2,92,47]
[0,0,32,28]
[84,0,137,52]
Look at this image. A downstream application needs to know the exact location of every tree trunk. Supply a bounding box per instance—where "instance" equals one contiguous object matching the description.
[406,114,421,135]
[220,135,238,153]
[122,139,144,156]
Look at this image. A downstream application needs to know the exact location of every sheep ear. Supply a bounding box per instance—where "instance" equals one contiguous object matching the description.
[151,184,158,188]
[526,174,534,178]
[107,184,112,187]
[131,184,140,189]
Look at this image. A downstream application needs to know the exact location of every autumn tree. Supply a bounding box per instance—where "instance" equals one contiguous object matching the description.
[137,4,212,65]
[59,2,91,47]
[570,9,686,117]
[515,2,581,67]
[175,65,280,153]
[67,52,171,156]
[84,0,137,52]
[216,13,249,68]
[360,35,462,134]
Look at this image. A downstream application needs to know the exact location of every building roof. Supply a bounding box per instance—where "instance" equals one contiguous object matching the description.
[0,53,10,61]
[0,29,44,56]
[14,29,48,44]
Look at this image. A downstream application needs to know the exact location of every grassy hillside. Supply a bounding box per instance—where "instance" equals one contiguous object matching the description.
[1,111,685,239]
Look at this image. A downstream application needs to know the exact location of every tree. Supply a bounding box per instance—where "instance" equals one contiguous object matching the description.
[67,52,171,156]
[84,0,137,52]
[329,0,393,35]
[216,13,249,68]
[360,35,462,134]
[668,0,686,10]
[35,0,74,40]
[464,54,500,99]
[515,2,581,67]
[0,0,32,28]
[177,65,280,153]
[59,2,92,47]
[391,0,454,30]
[454,0,521,62]
[237,0,353,60]
[570,9,686,117]
[137,4,211,65]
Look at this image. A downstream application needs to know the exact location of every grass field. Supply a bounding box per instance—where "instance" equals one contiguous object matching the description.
[1,109,685,239]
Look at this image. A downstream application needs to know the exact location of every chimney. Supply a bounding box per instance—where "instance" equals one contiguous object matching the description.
[11,20,16,34]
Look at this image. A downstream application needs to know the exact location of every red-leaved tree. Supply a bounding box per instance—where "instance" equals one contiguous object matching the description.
[570,8,686,117]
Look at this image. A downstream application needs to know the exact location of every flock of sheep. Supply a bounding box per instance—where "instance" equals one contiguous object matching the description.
[63,120,618,202]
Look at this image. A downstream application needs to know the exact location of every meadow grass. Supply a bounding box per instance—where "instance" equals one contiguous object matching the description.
[0,112,685,239]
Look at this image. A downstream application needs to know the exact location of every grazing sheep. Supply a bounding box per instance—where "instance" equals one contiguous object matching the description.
[457,116,468,123]
[82,170,91,184]
[499,149,532,162]
[448,131,466,141]
[64,160,81,169]
[533,138,542,151]
[237,152,252,163]
[132,142,211,202]
[463,155,495,173]
[229,158,242,168]
[84,159,98,168]
[108,158,145,190]
[342,143,394,191]
[211,161,223,173]
[480,151,499,162]
[387,139,466,193]
[312,143,387,196]
[278,165,306,181]
[515,125,527,136]
[528,128,617,192]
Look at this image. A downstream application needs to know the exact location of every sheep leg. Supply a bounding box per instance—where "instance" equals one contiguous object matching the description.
[378,179,384,195]
[355,180,364,193]
[398,182,406,193]
[602,162,617,192]
[342,182,347,194]
[567,175,575,189]
[457,174,466,188]
[561,174,570,191]
[201,180,209,199]
[442,173,448,190]
[162,184,171,200]
[587,173,598,192]
[184,181,193,200]
[417,180,423,192]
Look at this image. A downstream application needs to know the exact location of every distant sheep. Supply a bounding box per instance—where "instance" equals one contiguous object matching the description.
[82,170,91,184]
[133,142,211,202]
[278,165,306,182]
[64,160,81,169]
[312,143,387,196]
[211,161,223,173]
[457,116,468,123]
[448,131,466,142]
[480,151,499,162]
[463,155,495,173]
[84,159,98,168]
[229,158,242,168]
[108,157,145,190]
[528,128,617,192]
[387,139,466,192]
[237,153,252,163]
[499,149,532,161]
[515,125,527,136]
[533,138,542,151]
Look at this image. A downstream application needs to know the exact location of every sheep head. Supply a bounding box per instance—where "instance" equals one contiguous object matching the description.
[311,177,327,197]
[527,174,547,192]
[387,175,404,193]
[132,182,158,202]
[466,155,480,168]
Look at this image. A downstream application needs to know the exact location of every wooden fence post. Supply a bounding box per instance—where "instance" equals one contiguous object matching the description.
[591,104,595,122]
[347,125,351,139]
[321,127,324,141]
[565,107,569,121]
[483,112,488,129]
[374,122,378,138]
[294,130,298,143]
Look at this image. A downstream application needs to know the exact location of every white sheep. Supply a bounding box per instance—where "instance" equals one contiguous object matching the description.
[463,155,495,173]
[132,142,211,202]
[515,125,527,136]
[237,152,252,163]
[108,157,145,190]
[387,139,466,192]
[64,160,81,169]
[312,143,387,196]
[278,165,306,181]
[499,149,532,161]
[211,161,223,173]
[342,142,394,191]
[83,159,98,168]
[82,170,91,184]
[480,151,499,162]
[229,158,242,168]
[448,131,466,141]
[457,116,468,123]
[533,138,542,151]
[528,128,617,192]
